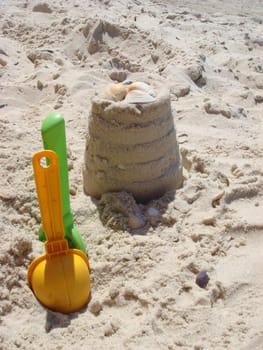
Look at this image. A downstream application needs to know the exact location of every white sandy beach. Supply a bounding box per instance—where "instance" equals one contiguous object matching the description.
[0,0,263,349]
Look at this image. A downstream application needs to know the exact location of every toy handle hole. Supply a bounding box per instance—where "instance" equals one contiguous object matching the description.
[39,156,51,168]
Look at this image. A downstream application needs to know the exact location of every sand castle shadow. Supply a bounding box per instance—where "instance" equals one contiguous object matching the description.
[92,190,176,235]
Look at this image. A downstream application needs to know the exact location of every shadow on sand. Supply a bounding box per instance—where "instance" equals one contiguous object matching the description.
[91,190,177,235]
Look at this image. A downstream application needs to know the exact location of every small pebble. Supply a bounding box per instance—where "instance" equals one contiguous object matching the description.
[37,80,44,90]
[53,73,60,80]
[54,84,67,95]
[255,95,263,103]
[68,161,74,171]
[151,52,159,63]
[195,270,209,288]
[201,216,216,226]
[55,58,64,66]
[69,187,76,196]
[0,57,7,66]
[14,339,22,348]
[32,3,53,13]
[134,308,143,316]
[88,299,102,315]
[54,103,62,110]
[109,70,127,82]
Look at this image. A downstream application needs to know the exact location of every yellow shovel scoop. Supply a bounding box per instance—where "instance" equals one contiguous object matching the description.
[28,150,90,313]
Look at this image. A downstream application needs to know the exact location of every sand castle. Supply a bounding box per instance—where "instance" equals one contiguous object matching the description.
[83,83,183,202]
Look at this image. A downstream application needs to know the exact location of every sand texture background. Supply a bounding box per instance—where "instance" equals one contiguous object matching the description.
[0,0,263,349]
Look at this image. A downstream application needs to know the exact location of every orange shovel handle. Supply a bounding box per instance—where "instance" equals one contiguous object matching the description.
[32,150,65,244]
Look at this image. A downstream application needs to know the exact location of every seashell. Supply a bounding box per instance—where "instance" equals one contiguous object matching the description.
[125,89,156,104]
[103,81,156,104]
[103,83,128,101]
[128,81,156,97]
[211,190,225,208]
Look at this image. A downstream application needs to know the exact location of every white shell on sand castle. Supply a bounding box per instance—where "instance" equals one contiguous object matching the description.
[83,87,183,202]
[103,81,157,104]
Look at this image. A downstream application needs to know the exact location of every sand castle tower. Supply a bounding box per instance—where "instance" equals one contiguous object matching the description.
[83,84,183,202]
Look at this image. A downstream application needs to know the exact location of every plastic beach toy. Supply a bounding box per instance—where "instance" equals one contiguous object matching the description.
[28,150,90,313]
[38,113,87,254]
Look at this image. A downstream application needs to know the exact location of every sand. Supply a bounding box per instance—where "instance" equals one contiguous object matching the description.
[0,0,263,349]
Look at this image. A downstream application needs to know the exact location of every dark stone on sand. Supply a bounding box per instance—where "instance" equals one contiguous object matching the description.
[195,270,210,288]
[32,3,53,13]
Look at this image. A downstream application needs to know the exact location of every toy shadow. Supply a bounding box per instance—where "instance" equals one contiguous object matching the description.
[45,298,90,333]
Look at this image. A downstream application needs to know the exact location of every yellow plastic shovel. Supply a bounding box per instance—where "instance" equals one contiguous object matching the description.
[28,150,90,313]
